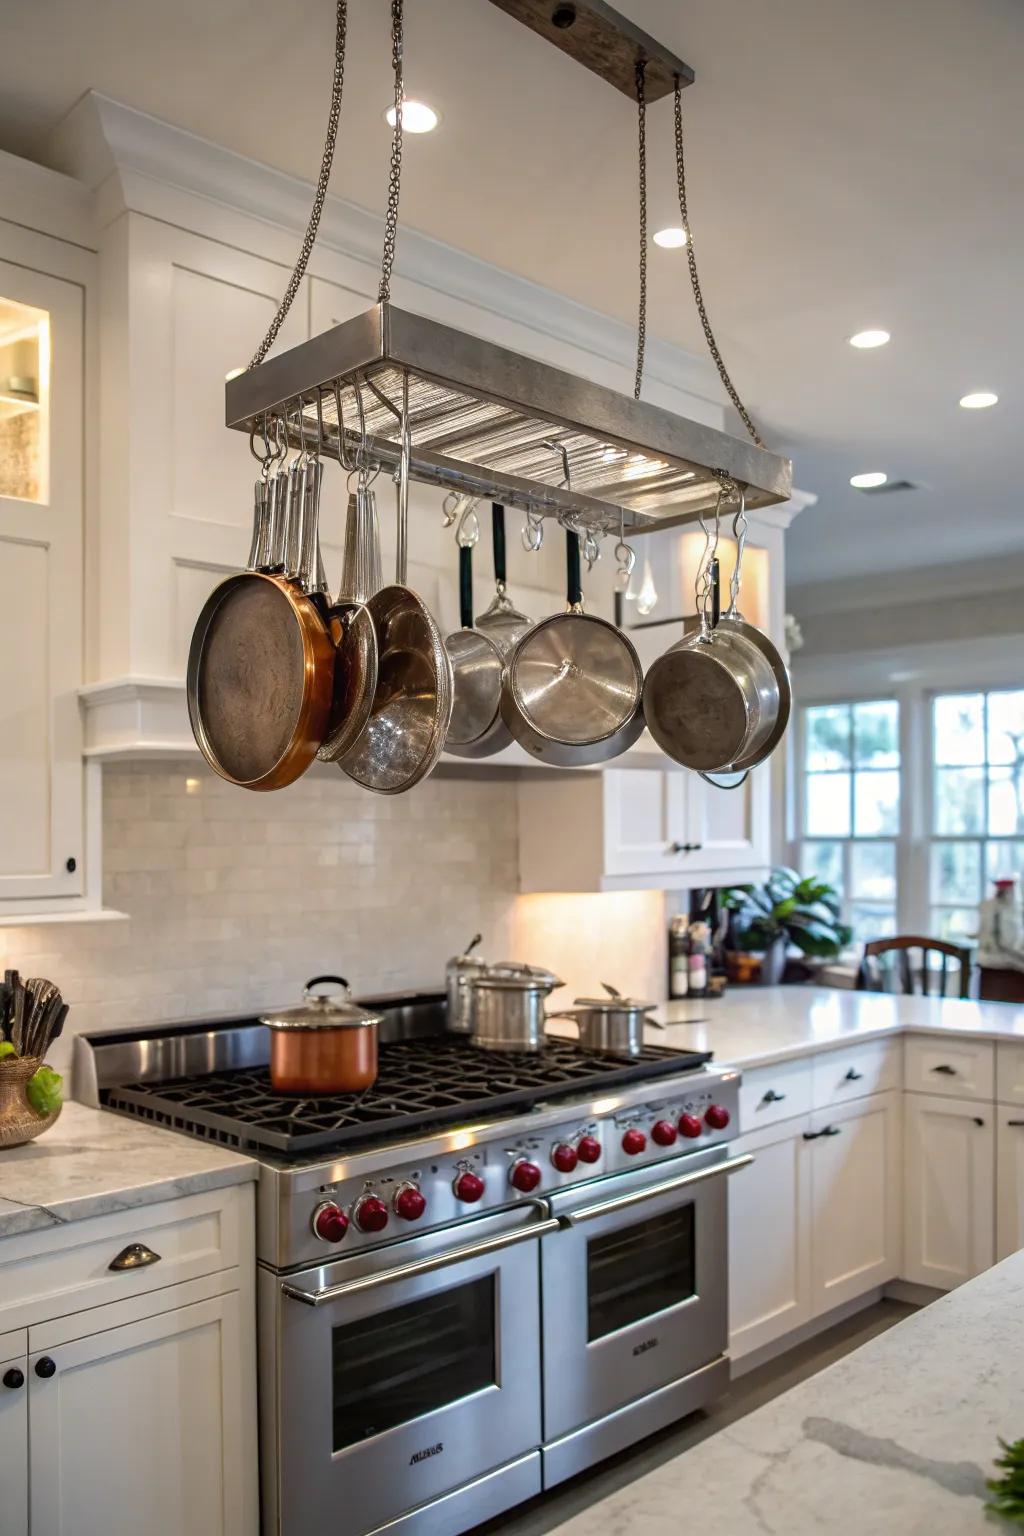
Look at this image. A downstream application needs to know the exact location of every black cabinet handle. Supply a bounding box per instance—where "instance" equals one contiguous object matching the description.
[108,1242,162,1272]
[803,1125,842,1140]
[34,1357,56,1380]
[1007,1120,1024,1127]
[669,841,703,854]
[931,1064,957,1076]
[761,1089,786,1104]
[973,1117,985,1127]
[843,1068,864,1082]
[2,1368,24,1390]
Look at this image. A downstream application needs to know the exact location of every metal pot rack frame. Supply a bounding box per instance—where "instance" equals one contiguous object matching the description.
[226,305,792,536]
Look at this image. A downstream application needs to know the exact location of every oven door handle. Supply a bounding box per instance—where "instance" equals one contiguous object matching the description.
[281,1209,562,1307]
[561,1153,754,1225]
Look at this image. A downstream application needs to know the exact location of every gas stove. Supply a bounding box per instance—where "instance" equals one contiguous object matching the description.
[75,993,746,1536]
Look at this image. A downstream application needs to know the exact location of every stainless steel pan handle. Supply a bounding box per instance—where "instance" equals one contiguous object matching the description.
[282,1209,560,1307]
[561,1153,753,1225]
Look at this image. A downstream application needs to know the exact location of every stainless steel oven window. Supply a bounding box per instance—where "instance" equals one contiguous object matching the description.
[331,1274,497,1450]
[586,1206,696,1342]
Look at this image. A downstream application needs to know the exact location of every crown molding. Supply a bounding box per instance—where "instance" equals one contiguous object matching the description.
[47,91,726,414]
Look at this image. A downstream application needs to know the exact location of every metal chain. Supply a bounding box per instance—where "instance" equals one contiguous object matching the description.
[378,0,405,305]
[633,59,648,401]
[248,0,348,369]
[673,79,764,447]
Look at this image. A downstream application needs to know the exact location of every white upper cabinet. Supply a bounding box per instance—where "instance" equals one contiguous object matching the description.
[0,257,85,904]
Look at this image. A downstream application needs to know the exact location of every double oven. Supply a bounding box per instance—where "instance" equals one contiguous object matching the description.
[262,1138,749,1536]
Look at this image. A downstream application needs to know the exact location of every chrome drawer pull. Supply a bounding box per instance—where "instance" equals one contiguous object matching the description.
[108,1242,162,1272]
[562,1153,754,1225]
[282,1211,560,1307]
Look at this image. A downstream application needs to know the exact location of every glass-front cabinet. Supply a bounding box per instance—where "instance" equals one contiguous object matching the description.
[0,258,84,904]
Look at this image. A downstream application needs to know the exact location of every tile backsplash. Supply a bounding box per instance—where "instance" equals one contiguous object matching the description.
[0,762,670,1088]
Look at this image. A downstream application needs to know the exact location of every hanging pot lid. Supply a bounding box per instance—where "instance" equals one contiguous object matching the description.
[261,975,382,1032]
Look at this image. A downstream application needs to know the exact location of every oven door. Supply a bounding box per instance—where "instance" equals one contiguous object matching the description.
[541,1148,752,1441]
[268,1202,556,1536]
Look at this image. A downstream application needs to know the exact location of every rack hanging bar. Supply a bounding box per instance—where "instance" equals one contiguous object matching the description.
[485,0,694,102]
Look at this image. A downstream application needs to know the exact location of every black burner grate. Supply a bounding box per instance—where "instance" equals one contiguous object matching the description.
[103,1036,711,1157]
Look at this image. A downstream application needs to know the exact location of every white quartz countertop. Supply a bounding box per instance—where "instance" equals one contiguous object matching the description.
[647,987,1024,1070]
[0,1100,256,1238]
[551,1248,1024,1535]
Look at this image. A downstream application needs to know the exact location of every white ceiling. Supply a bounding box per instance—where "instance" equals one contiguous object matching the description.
[1,0,1022,588]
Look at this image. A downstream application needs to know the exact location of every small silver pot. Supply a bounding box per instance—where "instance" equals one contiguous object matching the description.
[467,966,563,1053]
[446,934,487,1034]
[553,986,663,1058]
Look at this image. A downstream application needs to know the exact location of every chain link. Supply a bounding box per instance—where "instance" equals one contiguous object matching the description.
[673,80,764,448]
[378,0,405,306]
[248,0,347,369]
[633,59,648,402]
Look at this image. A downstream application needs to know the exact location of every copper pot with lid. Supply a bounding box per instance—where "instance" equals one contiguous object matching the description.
[261,975,382,1094]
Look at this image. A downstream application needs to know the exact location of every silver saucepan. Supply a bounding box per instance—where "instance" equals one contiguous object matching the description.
[551,982,664,1058]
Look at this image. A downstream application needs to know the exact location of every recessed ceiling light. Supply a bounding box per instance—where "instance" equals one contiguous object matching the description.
[959,391,998,410]
[849,329,890,349]
[850,471,888,490]
[653,227,688,249]
[384,99,439,133]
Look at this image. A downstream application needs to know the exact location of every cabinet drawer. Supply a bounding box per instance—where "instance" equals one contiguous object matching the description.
[904,1035,994,1101]
[996,1043,1024,1107]
[739,1059,812,1131]
[811,1041,901,1108]
[0,1185,248,1334]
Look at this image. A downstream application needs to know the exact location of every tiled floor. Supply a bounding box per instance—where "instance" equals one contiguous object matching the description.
[477,1299,918,1535]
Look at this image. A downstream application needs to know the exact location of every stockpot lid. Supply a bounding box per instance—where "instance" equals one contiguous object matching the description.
[471,963,563,993]
[261,975,382,1032]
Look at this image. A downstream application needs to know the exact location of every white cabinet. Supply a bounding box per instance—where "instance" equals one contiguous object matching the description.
[729,1116,813,1359]
[29,1289,253,1536]
[518,763,771,893]
[0,255,85,905]
[0,1337,28,1536]
[996,1108,1024,1262]
[903,1092,994,1289]
[808,1093,902,1312]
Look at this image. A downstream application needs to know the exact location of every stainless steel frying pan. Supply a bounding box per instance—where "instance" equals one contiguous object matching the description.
[445,539,510,759]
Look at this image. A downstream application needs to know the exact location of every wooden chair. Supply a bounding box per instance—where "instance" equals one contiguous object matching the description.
[855,936,973,999]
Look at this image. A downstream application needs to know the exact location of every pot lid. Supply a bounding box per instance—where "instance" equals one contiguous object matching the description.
[572,982,656,1012]
[261,975,382,1032]
[473,964,563,992]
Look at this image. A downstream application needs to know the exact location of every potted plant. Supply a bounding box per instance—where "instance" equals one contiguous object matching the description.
[722,868,852,986]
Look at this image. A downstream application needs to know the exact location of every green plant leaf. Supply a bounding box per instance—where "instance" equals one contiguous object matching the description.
[26,1065,62,1117]
[986,1437,1024,1523]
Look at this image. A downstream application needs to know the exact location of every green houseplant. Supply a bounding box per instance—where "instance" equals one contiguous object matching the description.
[722,868,852,985]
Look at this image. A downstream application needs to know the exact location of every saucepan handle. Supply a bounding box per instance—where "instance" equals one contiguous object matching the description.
[459,545,474,631]
[492,503,507,585]
[710,557,721,629]
[566,529,583,609]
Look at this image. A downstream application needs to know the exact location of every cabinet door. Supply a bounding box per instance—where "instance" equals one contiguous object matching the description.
[0,1348,29,1536]
[996,1109,1024,1262]
[809,1092,902,1313]
[0,259,83,900]
[903,1093,995,1290]
[29,1291,254,1536]
[602,768,691,877]
[728,1119,812,1361]
[684,761,771,879]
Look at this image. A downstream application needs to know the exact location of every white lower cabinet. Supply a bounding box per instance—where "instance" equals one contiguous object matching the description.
[996,1107,1024,1261]
[809,1093,902,1313]
[729,1117,813,1359]
[29,1288,251,1536]
[903,1092,995,1289]
[1,1340,29,1536]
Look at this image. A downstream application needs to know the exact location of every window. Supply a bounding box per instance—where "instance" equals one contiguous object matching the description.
[930,690,1024,941]
[800,700,900,942]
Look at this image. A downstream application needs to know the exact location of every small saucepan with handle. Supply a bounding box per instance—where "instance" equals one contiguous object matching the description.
[551,981,665,1058]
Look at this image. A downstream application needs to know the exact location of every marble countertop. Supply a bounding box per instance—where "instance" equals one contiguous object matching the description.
[551,1248,1024,1535]
[652,987,1024,1070]
[0,1100,256,1239]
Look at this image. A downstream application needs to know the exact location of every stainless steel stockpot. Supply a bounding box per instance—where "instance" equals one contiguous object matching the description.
[552,986,663,1058]
[467,966,563,1053]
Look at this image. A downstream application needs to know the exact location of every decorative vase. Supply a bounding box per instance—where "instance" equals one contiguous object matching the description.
[0,1057,62,1148]
[760,938,789,987]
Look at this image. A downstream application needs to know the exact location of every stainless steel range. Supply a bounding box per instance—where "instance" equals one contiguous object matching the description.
[75,994,749,1536]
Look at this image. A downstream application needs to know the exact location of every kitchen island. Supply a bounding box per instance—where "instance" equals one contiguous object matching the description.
[549,1245,1024,1535]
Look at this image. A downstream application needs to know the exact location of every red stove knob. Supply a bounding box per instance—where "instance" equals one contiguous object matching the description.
[312,1202,349,1244]
[393,1184,426,1222]
[577,1135,602,1164]
[621,1128,647,1156]
[453,1170,485,1203]
[678,1113,703,1139]
[552,1143,578,1173]
[705,1104,731,1131]
[651,1119,678,1147]
[354,1195,389,1234]
[509,1159,542,1192]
